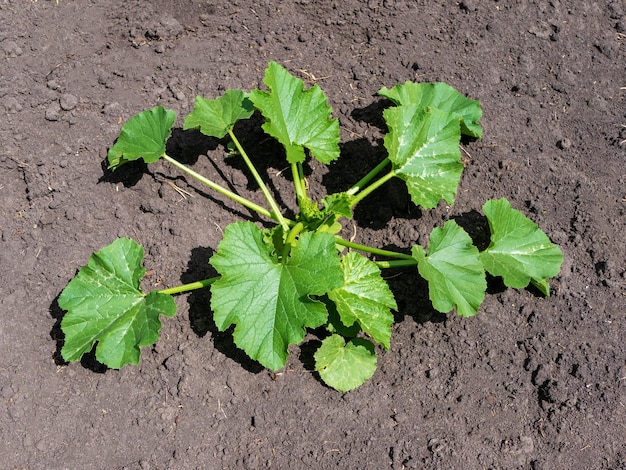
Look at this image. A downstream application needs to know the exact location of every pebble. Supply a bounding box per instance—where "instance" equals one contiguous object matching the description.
[45,102,61,121]
[557,138,572,150]
[60,93,78,111]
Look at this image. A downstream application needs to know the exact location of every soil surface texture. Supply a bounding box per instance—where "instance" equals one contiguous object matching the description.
[1,1,625,469]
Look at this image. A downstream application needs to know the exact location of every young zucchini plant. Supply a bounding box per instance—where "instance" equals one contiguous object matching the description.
[58,62,563,391]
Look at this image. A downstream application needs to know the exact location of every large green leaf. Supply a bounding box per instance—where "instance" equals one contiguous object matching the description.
[183,90,254,138]
[314,335,377,392]
[249,61,340,164]
[479,198,563,294]
[209,222,343,370]
[108,106,176,169]
[412,221,486,317]
[379,81,482,138]
[328,252,396,349]
[58,238,177,368]
[384,105,464,209]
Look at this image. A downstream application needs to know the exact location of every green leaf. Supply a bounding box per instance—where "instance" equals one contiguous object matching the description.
[328,252,396,349]
[322,192,354,219]
[210,222,343,370]
[384,105,464,209]
[315,335,377,392]
[479,198,563,292]
[183,90,254,138]
[379,81,482,138]
[249,61,340,164]
[108,106,176,169]
[412,221,486,317]
[58,238,177,368]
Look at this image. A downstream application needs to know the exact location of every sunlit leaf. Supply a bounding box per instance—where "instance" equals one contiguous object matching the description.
[412,221,486,317]
[384,105,464,209]
[183,90,254,138]
[108,106,176,169]
[315,335,377,392]
[210,222,343,370]
[58,238,177,368]
[479,198,563,293]
[249,61,340,164]
[329,252,396,349]
[379,81,482,138]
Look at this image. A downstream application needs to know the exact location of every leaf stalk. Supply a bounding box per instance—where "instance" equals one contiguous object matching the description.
[158,277,218,295]
[227,129,290,231]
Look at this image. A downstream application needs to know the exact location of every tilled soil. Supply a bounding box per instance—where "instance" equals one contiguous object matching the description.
[1,1,625,468]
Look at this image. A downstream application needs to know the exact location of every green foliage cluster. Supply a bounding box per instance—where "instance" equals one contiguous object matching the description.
[59,62,563,391]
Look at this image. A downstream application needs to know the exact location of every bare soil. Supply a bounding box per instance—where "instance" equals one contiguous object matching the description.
[1,1,625,468]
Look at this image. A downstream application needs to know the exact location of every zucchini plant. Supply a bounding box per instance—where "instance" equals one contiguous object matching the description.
[58,62,563,391]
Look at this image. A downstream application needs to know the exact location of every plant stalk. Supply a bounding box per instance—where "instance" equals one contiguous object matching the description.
[346,158,391,196]
[281,222,305,262]
[228,129,290,232]
[335,237,414,260]
[291,162,307,203]
[162,154,275,220]
[158,277,218,295]
[375,259,418,269]
[349,169,396,207]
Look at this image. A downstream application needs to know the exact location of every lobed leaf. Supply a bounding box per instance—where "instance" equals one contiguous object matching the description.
[412,221,486,317]
[314,335,377,392]
[183,90,254,138]
[479,198,563,293]
[58,238,177,368]
[108,106,176,169]
[384,105,464,209]
[379,81,482,138]
[209,222,343,370]
[328,252,396,349]
[321,192,354,220]
[249,61,340,164]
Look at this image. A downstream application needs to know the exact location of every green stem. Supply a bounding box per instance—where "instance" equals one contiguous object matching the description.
[158,277,218,295]
[162,154,274,220]
[346,158,391,196]
[335,237,414,261]
[349,169,396,207]
[228,129,289,232]
[291,162,306,203]
[282,221,305,262]
[375,259,418,269]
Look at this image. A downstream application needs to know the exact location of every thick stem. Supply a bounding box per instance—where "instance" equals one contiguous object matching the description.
[291,162,306,203]
[228,129,289,232]
[158,277,218,295]
[162,154,274,220]
[335,237,414,261]
[349,169,396,207]
[375,259,418,269]
[281,221,305,262]
[346,158,391,196]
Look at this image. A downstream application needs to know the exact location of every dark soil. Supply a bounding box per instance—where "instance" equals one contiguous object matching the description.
[1,1,625,468]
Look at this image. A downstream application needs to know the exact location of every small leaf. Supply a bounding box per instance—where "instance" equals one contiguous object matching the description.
[379,81,482,138]
[314,335,377,392]
[210,222,343,370]
[329,252,396,349]
[183,90,254,138]
[58,238,177,368]
[249,61,340,164]
[384,105,464,209]
[322,192,354,219]
[479,198,563,292]
[108,106,176,169]
[412,221,486,317]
